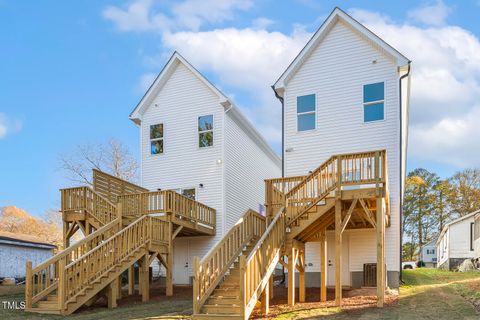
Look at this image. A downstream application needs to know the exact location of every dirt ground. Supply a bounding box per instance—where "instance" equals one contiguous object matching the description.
[250,286,398,319]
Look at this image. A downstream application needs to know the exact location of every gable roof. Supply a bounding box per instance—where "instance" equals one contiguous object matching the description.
[273,7,410,95]
[436,210,479,245]
[0,231,56,249]
[129,51,281,166]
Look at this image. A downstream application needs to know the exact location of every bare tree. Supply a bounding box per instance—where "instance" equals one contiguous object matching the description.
[448,168,480,217]
[58,138,138,186]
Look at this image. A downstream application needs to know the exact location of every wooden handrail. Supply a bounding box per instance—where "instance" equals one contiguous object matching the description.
[61,215,168,306]
[118,190,216,230]
[26,219,121,306]
[265,150,387,227]
[193,209,266,314]
[242,207,286,319]
[61,186,118,226]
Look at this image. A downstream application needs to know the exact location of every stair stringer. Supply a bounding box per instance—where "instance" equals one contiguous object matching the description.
[63,245,148,315]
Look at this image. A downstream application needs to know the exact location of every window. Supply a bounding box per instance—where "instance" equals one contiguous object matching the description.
[150,124,164,155]
[363,82,385,122]
[297,94,315,131]
[198,115,213,147]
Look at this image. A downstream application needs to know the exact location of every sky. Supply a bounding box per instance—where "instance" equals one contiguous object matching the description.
[1,0,480,218]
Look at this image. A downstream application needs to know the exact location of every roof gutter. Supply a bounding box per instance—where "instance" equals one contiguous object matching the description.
[271,86,285,177]
[399,62,411,284]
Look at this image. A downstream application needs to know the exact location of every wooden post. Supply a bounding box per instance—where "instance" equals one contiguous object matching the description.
[320,228,327,302]
[166,222,173,296]
[63,221,70,249]
[193,256,199,314]
[117,275,122,299]
[140,254,150,302]
[269,275,274,299]
[239,255,246,319]
[288,248,295,306]
[260,285,269,315]
[128,265,134,295]
[376,197,385,307]
[58,258,65,313]
[107,278,118,308]
[25,261,32,309]
[335,200,342,307]
[299,268,305,303]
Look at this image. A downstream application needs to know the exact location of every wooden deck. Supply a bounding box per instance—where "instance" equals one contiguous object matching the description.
[192,150,390,319]
[26,169,216,315]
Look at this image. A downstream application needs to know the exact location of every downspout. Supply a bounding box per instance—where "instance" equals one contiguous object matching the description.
[399,62,411,284]
[271,85,285,284]
[271,85,285,178]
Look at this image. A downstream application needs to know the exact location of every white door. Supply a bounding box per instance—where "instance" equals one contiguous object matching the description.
[327,233,350,286]
[173,238,190,284]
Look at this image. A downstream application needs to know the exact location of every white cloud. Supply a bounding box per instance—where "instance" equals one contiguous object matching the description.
[103,0,253,32]
[351,8,480,168]
[251,17,274,30]
[407,0,451,26]
[0,113,22,139]
[162,27,310,144]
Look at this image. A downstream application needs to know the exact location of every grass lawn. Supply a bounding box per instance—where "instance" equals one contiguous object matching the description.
[1,269,480,319]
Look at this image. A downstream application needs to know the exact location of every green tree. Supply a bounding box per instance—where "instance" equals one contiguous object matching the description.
[448,168,480,216]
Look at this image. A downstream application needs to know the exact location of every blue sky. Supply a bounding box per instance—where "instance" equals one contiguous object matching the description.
[1,0,480,218]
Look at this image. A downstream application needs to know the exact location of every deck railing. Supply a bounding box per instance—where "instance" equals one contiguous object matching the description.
[25,219,121,309]
[193,210,266,314]
[265,150,387,226]
[61,186,118,226]
[118,190,216,230]
[92,169,148,204]
[241,207,286,319]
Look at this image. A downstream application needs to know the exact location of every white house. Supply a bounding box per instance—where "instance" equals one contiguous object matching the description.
[419,238,437,268]
[437,211,477,270]
[129,52,281,284]
[0,231,55,279]
[272,7,411,288]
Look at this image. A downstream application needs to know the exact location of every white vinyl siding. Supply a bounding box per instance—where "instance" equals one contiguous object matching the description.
[224,112,281,231]
[140,62,225,281]
[283,20,401,272]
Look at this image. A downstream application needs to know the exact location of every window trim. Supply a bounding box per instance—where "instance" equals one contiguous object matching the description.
[296,94,316,132]
[198,114,214,148]
[149,123,164,155]
[175,187,196,200]
[363,82,386,123]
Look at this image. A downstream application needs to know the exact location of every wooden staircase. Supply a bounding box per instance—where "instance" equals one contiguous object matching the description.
[193,150,390,319]
[26,215,169,315]
[26,169,217,315]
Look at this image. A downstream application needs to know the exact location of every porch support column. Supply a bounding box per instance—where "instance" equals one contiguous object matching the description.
[269,275,274,299]
[288,249,296,306]
[140,253,150,302]
[299,250,305,303]
[335,200,342,307]
[376,197,385,307]
[107,278,118,309]
[128,265,134,295]
[320,228,327,302]
[166,222,174,296]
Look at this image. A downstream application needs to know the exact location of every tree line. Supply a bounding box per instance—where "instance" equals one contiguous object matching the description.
[402,168,480,261]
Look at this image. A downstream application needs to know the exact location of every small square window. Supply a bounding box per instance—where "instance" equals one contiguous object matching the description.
[298,113,315,131]
[198,115,213,147]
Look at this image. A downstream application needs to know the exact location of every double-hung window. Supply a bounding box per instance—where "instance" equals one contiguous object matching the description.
[198,115,213,148]
[150,124,164,155]
[297,94,316,131]
[363,82,385,122]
